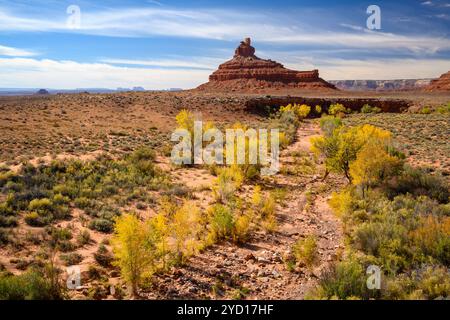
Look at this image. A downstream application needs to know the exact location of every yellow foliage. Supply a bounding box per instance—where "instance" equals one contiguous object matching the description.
[312,124,397,183]
[111,214,155,295]
[251,185,262,208]
[328,103,348,116]
[293,235,318,268]
[280,103,311,120]
[213,166,244,203]
[315,105,322,114]
[409,215,450,257]
[233,214,251,244]
[350,142,402,189]
[148,213,171,270]
[279,131,290,149]
[172,201,202,264]
[261,213,278,233]
[250,187,277,232]
[175,109,195,133]
[329,189,354,217]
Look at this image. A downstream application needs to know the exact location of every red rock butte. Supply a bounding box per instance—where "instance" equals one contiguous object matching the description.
[197,38,336,92]
[424,71,450,92]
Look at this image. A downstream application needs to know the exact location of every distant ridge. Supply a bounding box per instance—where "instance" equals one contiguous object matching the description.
[329,79,432,91]
[0,87,184,96]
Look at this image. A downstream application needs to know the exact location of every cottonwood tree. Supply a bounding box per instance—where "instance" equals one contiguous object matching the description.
[112,214,156,297]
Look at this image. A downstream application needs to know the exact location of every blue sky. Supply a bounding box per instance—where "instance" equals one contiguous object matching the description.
[0,0,449,89]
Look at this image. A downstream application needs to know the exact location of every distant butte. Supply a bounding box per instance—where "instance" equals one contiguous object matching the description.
[197,38,336,92]
[424,71,450,92]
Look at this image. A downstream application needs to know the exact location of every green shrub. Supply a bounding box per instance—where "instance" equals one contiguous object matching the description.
[57,241,76,253]
[94,244,113,267]
[292,235,318,268]
[0,269,64,300]
[209,205,234,241]
[361,104,382,114]
[319,116,342,136]
[385,166,449,203]
[25,212,49,227]
[89,218,114,233]
[436,104,450,114]
[74,197,92,209]
[314,258,370,300]
[52,194,70,206]
[0,203,14,216]
[419,106,432,114]
[128,147,156,175]
[76,229,91,246]
[60,253,83,266]
[28,198,53,214]
[48,227,73,241]
[0,228,10,244]
[384,266,450,299]
[0,215,18,228]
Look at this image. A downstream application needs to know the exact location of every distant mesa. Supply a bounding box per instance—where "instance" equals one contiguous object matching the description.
[330,79,432,91]
[197,38,336,92]
[35,89,50,95]
[424,71,450,92]
[116,87,146,92]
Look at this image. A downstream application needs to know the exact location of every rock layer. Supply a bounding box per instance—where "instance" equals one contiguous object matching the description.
[197,38,336,92]
[424,71,450,91]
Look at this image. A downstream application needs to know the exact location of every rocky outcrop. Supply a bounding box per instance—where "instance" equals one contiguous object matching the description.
[424,71,450,92]
[197,38,336,92]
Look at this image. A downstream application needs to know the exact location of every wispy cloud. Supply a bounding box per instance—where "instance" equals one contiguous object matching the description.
[0,44,37,57]
[0,57,210,89]
[0,7,449,55]
[100,57,221,70]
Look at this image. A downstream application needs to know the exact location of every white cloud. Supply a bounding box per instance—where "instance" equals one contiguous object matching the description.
[422,1,433,5]
[0,7,449,55]
[0,44,37,57]
[435,14,450,20]
[100,57,221,70]
[0,57,210,89]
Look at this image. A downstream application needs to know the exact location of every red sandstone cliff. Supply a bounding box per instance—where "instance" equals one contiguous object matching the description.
[197,38,336,92]
[424,71,450,92]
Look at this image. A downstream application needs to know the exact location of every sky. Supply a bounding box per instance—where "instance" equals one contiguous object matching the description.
[0,0,449,89]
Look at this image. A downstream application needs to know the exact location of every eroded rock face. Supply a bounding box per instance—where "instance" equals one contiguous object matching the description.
[425,71,450,91]
[198,38,336,92]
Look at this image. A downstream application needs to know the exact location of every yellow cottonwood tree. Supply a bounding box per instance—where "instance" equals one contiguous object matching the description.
[311,124,396,183]
[111,214,155,297]
[172,201,202,264]
[350,143,403,195]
